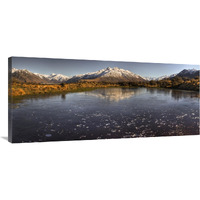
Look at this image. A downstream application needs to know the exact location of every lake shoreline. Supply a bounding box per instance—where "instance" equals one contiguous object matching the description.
[9,73,200,98]
[9,83,199,101]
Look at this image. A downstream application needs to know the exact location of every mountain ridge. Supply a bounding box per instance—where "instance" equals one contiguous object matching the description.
[144,68,199,81]
[67,67,145,83]
[12,68,69,83]
[11,67,199,84]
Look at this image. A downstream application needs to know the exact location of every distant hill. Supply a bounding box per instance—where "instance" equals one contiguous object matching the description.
[67,67,145,83]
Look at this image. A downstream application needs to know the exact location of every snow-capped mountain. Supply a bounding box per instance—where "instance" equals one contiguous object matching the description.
[157,69,199,80]
[11,68,51,84]
[67,67,145,83]
[12,68,69,83]
[176,69,199,78]
[47,73,70,82]
[33,72,48,79]
[179,68,198,74]
[144,74,177,81]
[156,74,177,80]
[12,68,31,74]
[144,77,157,81]
[34,72,69,82]
[12,68,20,73]
[144,68,199,81]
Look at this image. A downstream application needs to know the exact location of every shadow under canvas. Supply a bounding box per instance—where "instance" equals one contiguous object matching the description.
[1,137,8,141]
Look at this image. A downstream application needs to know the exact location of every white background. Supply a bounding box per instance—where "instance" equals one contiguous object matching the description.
[0,0,199,200]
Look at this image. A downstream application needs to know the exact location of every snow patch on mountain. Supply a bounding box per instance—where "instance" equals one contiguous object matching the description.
[12,68,19,73]
[144,77,157,81]
[144,73,177,81]
[34,73,48,79]
[144,68,199,81]
[34,73,70,82]
[46,73,70,82]
[12,68,30,74]
[185,68,198,73]
[156,74,177,80]
[178,68,199,75]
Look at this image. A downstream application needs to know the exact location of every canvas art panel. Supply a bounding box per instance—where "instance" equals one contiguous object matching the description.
[8,57,200,143]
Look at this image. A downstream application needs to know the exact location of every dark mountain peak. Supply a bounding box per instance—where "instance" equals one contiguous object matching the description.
[175,68,199,79]
[179,69,196,74]
[106,67,112,70]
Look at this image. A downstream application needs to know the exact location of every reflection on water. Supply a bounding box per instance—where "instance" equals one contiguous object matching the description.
[84,88,145,102]
[10,87,199,143]
[147,88,200,100]
[61,93,66,100]
[85,87,200,102]
[146,88,199,101]
[171,89,200,100]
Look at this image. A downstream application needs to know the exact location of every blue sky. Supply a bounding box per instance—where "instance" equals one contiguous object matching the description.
[11,57,199,78]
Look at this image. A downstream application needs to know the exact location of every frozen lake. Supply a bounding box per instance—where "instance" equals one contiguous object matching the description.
[10,87,199,143]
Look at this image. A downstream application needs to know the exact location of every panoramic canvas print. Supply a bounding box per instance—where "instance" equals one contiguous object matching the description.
[8,57,200,143]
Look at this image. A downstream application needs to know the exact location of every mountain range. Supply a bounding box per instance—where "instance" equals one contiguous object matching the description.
[144,74,177,81]
[11,67,199,84]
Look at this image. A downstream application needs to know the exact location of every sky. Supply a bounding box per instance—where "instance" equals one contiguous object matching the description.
[11,57,199,78]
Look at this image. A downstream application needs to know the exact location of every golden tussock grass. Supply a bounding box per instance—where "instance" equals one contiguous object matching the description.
[9,82,119,97]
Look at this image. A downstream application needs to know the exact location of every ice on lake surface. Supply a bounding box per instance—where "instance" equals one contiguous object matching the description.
[10,87,200,142]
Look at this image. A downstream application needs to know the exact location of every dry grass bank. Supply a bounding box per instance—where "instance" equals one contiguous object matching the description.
[9,82,119,97]
[9,77,199,97]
